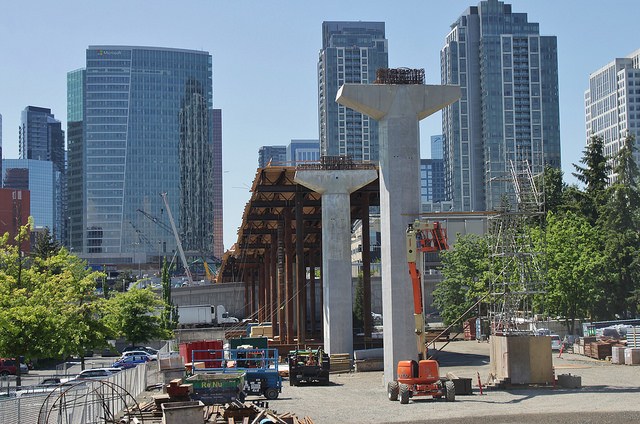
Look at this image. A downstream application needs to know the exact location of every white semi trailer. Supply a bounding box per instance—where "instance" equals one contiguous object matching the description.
[177,305,239,327]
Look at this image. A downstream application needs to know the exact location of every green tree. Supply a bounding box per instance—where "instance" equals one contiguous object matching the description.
[572,135,610,223]
[32,227,61,260]
[540,165,566,216]
[353,273,364,331]
[160,259,179,331]
[433,234,490,329]
[533,212,605,333]
[0,222,108,383]
[104,288,170,345]
[598,135,640,318]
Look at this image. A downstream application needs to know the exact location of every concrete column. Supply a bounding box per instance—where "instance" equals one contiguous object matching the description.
[361,192,372,338]
[337,83,460,383]
[284,208,294,343]
[294,170,377,355]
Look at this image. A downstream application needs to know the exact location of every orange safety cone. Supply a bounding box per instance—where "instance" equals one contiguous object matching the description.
[476,371,484,395]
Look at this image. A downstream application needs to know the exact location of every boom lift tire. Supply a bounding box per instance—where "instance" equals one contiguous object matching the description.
[387,381,399,401]
[445,380,456,402]
[399,383,411,404]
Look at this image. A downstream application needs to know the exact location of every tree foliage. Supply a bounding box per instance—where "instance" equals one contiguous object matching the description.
[0,222,109,382]
[433,234,490,329]
[160,259,179,332]
[532,212,605,333]
[104,288,170,345]
[572,135,610,223]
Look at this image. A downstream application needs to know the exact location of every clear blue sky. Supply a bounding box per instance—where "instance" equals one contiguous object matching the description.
[1,1,637,251]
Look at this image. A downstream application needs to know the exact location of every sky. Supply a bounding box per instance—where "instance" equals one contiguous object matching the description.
[1,0,638,252]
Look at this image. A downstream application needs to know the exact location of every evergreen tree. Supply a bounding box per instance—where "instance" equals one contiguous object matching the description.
[572,135,610,223]
[598,135,640,318]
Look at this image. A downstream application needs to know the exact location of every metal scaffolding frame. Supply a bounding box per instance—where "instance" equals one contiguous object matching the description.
[488,159,546,335]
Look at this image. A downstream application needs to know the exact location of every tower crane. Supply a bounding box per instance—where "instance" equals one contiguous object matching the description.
[159,192,194,286]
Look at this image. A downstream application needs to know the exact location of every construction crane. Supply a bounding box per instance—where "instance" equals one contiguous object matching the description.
[136,208,173,235]
[388,219,454,404]
[159,192,194,285]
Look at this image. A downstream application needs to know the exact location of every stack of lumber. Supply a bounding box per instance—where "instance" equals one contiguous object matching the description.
[589,341,613,360]
[329,353,352,373]
[121,399,315,424]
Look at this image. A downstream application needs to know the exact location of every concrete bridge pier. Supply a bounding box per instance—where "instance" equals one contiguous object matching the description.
[336,81,460,384]
[294,169,377,356]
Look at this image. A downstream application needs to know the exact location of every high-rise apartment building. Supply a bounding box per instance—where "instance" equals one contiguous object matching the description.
[441,0,560,211]
[287,139,320,166]
[318,21,388,162]
[67,46,222,265]
[585,49,640,181]
[258,145,287,168]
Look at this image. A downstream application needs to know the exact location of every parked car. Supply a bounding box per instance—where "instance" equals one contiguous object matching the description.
[122,346,158,355]
[61,367,121,383]
[39,377,62,386]
[550,334,562,351]
[120,350,157,361]
[112,354,151,369]
[0,358,28,376]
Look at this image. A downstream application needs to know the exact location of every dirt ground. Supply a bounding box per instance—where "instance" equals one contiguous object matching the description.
[258,341,640,424]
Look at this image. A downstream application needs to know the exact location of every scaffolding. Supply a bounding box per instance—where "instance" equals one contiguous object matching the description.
[488,159,546,335]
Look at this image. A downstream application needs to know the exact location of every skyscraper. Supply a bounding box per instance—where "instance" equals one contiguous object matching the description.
[318,22,388,162]
[18,106,65,240]
[2,159,54,232]
[420,158,446,207]
[585,49,640,181]
[0,113,3,187]
[430,135,444,160]
[19,106,65,174]
[441,0,560,211]
[67,46,222,266]
[287,139,320,166]
[258,145,287,168]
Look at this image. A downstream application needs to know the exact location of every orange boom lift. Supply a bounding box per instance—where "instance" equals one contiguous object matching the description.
[387,220,455,404]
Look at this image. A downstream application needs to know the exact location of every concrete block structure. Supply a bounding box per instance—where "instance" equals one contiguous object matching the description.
[336,69,460,383]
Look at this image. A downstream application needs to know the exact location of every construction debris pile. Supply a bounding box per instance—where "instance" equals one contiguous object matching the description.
[120,387,315,424]
[571,326,640,363]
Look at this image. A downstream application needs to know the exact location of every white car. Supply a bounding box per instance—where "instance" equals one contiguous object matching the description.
[550,335,562,351]
[62,367,121,383]
[120,350,156,361]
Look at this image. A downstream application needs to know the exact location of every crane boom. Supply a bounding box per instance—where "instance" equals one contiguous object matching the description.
[160,192,193,285]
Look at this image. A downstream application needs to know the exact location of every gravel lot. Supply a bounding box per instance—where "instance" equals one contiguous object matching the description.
[263,341,640,424]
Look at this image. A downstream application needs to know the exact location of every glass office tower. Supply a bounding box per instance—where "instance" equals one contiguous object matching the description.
[318,22,388,162]
[18,106,65,240]
[441,0,560,211]
[2,159,55,232]
[68,46,221,265]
